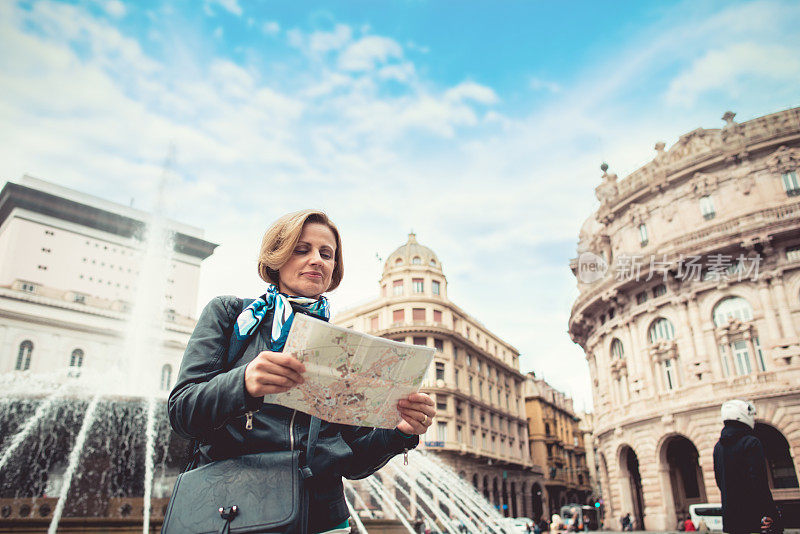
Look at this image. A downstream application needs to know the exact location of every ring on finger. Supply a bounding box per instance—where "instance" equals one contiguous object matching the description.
[421,414,429,425]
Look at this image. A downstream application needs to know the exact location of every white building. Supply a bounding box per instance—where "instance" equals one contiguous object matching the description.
[0,176,216,392]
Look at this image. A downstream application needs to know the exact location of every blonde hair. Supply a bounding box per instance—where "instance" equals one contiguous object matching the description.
[257,209,343,292]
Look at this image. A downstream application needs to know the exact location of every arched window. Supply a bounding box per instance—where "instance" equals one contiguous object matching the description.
[394,258,403,265]
[713,297,764,376]
[161,364,173,391]
[610,339,625,360]
[712,296,754,327]
[412,256,421,265]
[70,349,84,368]
[68,349,84,377]
[648,318,675,343]
[429,259,437,266]
[16,340,33,371]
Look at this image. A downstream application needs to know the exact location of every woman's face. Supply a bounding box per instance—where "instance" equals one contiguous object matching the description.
[278,222,337,298]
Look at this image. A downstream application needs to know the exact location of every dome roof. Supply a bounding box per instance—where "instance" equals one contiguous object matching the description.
[577,213,602,253]
[384,233,442,273]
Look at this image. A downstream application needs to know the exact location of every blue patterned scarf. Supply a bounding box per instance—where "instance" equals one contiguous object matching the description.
[234,285,330,351]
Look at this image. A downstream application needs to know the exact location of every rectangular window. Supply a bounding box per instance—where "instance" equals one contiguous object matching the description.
[436,395,447,410]
[433,310,443,323]
[664,359,676,390]
[466,353,472,366]
[435,361,445,380]
[434,338,444,352]
[469,376,474,395]
[432,280,440,295]
[471,430,477,448]
[412,308,426,321]
[454,369,460,387]
[732,340,752,375]
[639,223,649,246]
[782,171,800,196]
[652,284,667,298]
[412,278,424,293]
[392,279,403,296]
[457,425,463,442]
[414,336,427,346]
[700,195,716,220]
[437,422,447,442]
[786,245,800,262]
[370,316,379,331]
[392,309,404,323]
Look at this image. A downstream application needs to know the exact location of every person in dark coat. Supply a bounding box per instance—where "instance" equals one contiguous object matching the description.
[713,400,778,534]
[169,210,437,534]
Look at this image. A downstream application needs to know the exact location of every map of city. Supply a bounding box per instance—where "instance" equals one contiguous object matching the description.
[262,314,435,428]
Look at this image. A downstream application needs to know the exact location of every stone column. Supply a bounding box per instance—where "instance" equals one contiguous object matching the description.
[687,296,718,377]
[757,279,782,343]
[676,297,698,356]
[625,320,643,397]
[771,275,797,338]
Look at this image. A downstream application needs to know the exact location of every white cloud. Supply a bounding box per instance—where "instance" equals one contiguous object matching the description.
[444,81,499,105]
[262,20,280,35]
[665,42,800,106]
[377,63,415,83]
[204,0,242,17]
[309,24,352,54]
[529,77,561,93]
[213,26,223,39]
[103,0,126,18]
[338,35,403,72]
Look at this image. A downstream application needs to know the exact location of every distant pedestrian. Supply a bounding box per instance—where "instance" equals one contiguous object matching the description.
[684,515,696,531]
[713,400,781,534]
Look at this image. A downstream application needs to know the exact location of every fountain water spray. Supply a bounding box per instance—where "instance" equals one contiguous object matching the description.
[48,395,100,534]
[0,387,64,472]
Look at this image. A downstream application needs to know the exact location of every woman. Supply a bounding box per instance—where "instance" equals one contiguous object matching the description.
[168,210,436,534]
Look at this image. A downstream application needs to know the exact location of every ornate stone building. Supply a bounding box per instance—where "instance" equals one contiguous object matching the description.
[524,373,593,516]
[568,108,800,530]
[335,233,545,518]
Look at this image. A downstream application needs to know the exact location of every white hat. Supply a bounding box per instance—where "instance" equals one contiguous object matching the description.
[721,399,756,429]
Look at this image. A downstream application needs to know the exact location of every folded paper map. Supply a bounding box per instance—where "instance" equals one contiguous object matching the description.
[262,313,435,428]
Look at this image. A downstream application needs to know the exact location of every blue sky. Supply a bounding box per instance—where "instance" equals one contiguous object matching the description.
[1,0,799,409]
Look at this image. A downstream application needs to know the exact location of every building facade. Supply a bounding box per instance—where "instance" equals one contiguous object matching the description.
[524,373,593,517]
[568,108,800,530]
[335,233,545,518]
[0,176,217,394]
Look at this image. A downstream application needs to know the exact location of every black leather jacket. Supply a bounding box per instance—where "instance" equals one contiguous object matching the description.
[168,296,419,533]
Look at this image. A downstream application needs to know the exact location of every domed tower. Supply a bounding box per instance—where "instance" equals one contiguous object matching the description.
[379,232,447,300]
[335,233,542,519]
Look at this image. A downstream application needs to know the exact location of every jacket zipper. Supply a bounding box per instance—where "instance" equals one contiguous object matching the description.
[245,411,254,430]
[289,409,297,451]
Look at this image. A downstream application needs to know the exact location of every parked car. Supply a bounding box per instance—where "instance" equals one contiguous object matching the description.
[505,517,535,533]
[689,503,723,531]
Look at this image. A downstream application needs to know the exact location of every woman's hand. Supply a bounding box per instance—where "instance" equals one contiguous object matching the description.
[244,351,306,397]
[396,392,436,435]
